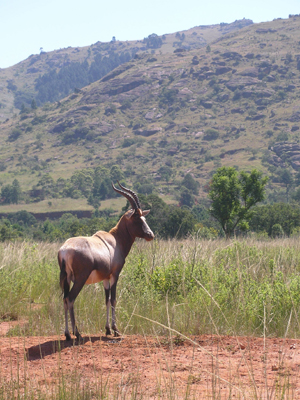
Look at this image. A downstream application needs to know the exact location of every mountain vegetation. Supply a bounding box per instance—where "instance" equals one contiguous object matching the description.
[2,16,300,238]
[0,18,253,120]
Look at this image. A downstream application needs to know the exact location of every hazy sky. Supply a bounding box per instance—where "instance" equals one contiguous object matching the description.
[1,0,299,69]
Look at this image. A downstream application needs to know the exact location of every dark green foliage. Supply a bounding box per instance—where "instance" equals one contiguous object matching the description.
[232,89,241,100]
[105,104,117,115]
[181,173,199,195]
[0,194,193,241]
[134,182,154,195]
[209,167,268,238]
[122,137,136,148]
[31,115,46,125]
[8,128,22,142]
[249,202,300,236]
[179,188,195,207]
[158,165,173,182]
[7,81,17,91]
[35,51,132,104]
[35,174,55,198]
[275,168,294,201]
[7,210,37,226]
[271,223,284,238]
[31,99,37,110]
[0,212,116,242]
[29,165,123,202]
[163,207,195,238]
[120,99,132,110]
[14,92,36,109]
[1,179,22,204]
[203,128,219,141]
[158,87,179,107]
[276,132,289,141]
[61,127,91,145]
[136,193,196,238]
[143,34,163,49]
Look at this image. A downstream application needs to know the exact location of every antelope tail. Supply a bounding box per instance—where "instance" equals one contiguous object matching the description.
[59,259,69,299]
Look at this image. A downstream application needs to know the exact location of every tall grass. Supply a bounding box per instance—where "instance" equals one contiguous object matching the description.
[1,237,300,338]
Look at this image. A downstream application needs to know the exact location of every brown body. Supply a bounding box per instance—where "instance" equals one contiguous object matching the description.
[58,183,154,340]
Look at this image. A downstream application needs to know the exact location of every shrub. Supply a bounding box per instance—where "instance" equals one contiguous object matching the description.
[203,128,219,141]
[8,128,22,142]
[271,224,284,238]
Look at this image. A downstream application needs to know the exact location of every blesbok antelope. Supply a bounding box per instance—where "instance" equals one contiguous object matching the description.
[58,182,154,340]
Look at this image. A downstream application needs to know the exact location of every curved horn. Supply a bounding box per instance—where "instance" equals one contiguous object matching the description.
[112,182,138,210]
[117,180,141,209]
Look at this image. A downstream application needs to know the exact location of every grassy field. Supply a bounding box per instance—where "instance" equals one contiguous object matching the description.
[1,236,300,399]
[1,236,300,339]
[0,197,124,214]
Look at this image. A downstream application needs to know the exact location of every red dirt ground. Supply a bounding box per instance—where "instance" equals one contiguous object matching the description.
[1,321,300,399]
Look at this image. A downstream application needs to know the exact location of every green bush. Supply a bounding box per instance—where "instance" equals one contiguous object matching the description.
[203,128,219,141]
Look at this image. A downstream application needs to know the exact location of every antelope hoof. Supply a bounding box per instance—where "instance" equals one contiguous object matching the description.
[65,332,72,341]
[76,333,83,342]
[106,327,112,336]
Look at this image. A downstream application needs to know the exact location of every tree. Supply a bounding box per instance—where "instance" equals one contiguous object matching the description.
[158,165,173,182]
[276,168,294,202]
[31,99,37,110]
[179,188,195,207]
[110,165,124,182]
[181,173,199,195]
[36,174,55,198]
[1,179,22,204]
[249,203,300,236]
[162,207,195,239]
[11,179,22,204]
[208,167,268,238]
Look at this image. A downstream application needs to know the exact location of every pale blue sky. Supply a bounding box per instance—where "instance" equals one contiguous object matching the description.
[0,0,299,69]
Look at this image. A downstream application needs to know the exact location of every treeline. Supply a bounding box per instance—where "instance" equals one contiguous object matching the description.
[34,50,133,104]
[2,197,300,242]
[1,166,200,212]
[0,193,215,242]
[1,165,125,207]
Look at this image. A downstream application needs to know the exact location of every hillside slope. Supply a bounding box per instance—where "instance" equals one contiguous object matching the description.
[0,19,252,121]
[1,16,300,211]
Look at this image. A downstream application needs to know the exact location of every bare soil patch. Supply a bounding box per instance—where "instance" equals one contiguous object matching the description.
[1,330,300,398]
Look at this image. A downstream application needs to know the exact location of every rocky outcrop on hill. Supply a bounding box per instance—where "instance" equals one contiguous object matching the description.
[100,64,134,82]
[100,74,147,96]
[287,112,300,122]
[134,127,163,137]
[270,142,300,170]
[226,77,260,91]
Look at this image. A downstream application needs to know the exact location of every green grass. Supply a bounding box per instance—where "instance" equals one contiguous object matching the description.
[0,197,124,214]
[1,237,300,338]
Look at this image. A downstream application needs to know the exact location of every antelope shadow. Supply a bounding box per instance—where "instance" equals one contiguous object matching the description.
[26,335,122,361]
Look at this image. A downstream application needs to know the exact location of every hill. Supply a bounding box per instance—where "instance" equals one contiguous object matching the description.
[1,16,300,213]
[0,19,253,121]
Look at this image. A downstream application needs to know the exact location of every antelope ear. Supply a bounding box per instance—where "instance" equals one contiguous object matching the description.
[125,209,135,219]
[142,209,150,217]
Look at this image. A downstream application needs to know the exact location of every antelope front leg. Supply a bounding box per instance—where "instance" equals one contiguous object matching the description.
[111,280,121,337]
[103,280,111,335]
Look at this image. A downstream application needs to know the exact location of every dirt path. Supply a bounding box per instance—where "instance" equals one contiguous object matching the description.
[1,330,300,398]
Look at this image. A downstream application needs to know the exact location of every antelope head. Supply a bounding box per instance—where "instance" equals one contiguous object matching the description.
[112,181,154,241]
